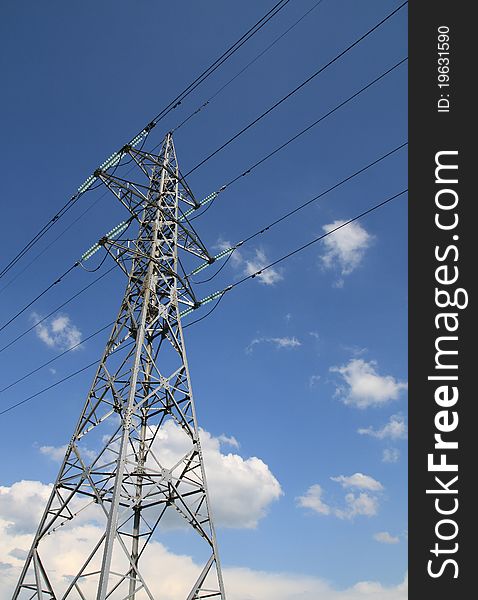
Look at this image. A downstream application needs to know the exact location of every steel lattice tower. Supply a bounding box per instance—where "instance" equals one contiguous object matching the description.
[13,133,226,600]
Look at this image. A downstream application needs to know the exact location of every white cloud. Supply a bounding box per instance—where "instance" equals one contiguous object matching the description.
[244,249,283,286]
[374,531,400,544]
[197,426,282,528]
[217,434,240,449]
[0,506,408,600]
[224,568,408,600]
[336,492,380,519]
[39,444,68,462]
[321,220,372,276]
[331,359,407,408]
[39,444,97,463]
[296,484,331,515]
[0,481,53,534]
[298,474,383,520]
[35,423,282,531]
[358,414,408,440]
[331,473,383,492]
[30,312,82,351]
[247,336,301,353]
[382,448,400,464]
[216,241,282,286]
[0,477,404,600]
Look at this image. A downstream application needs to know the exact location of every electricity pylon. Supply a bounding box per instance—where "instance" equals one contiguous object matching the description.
[13,133,226,600]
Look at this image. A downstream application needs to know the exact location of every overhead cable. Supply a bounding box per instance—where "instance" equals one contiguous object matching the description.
[0,189,406,416]
[0,0,292,281]
[172,0,326,133]
[183,1,408,177]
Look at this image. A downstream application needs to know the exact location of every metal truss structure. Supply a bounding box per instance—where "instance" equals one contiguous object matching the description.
[13,134,226,600]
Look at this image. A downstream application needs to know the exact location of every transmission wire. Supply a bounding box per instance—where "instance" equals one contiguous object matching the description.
[0,0,292,281]
[172,0,326,133]
[0,266,115,355]
[0,322,115,395]
[183,1,408,177]
[0,188,406,416]
[0,10,407,304]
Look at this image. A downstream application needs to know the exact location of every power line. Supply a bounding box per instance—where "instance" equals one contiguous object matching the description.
[222,58,407,189]
[192,141,407,283]
[0,0,292,281]
[0,9,407,303]
[115,54,407,230]
[0,193,85,282]
[0,263,80,334]
[183,1,408,177]
[0,322,114,395]
[0,216,133,335]
[0,135,150,297]
[227,189,408,291]
[137,0,293,132]
[0,267,114,355]
[0,141,406,371]
[0,135,406,338]
[0,192,105,295]
[0,188,406,416]
[237,144,408,247]
[183,293,227,329]
[172,0,326,133]
[0,361,98,416]
[0,45,407,341]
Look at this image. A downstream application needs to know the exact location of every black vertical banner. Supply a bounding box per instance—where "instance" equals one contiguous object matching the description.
[409,2,473,598]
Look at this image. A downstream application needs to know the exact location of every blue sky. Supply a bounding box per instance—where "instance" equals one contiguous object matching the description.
[0,1,407,598]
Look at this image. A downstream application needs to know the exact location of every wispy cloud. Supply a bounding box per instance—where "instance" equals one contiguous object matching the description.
[39,444,96,463]
[217,434,240,449]
[341,344,368,357]
[382,448,400,463]
[30,312,83,351]
[331,473,383,492]
[215,240,282,286]
[296,484,331,516]
[243,248,283,285]
[246,336,301,353]
[308,374,321,388]
[374,531,400,544]
[297,473,384,520]
[215,240,243,268]
[358,414,408,440]
[321,220,372,279]
[330,359,407,408]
